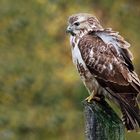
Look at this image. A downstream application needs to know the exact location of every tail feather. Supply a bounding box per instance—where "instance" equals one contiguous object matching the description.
[119,94,140,131]
[105,87,140,131]
[131,72,140,92]
[121,107,134,130]
[120,103,140,131]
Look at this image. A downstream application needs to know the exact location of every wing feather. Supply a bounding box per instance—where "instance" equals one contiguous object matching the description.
[78,32,140,93]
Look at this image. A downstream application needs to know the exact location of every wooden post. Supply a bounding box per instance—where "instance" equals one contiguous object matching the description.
[83,98,125,140]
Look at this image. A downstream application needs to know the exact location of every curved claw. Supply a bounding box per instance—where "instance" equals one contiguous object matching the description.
[85,94,100,102]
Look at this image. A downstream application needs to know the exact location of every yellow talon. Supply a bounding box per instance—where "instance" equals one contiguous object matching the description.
[85,92,100,102]
[85,94,94,102]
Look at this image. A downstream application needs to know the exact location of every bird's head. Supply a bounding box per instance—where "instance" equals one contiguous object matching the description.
[66,13,103,37]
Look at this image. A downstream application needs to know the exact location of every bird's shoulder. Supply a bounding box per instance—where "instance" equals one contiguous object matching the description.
[78,33,103,48]
[77,30,135,85]
[78,32,113,57]
[78,29,134,72]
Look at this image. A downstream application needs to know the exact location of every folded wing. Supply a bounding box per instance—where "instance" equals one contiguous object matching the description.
[78,30,140,130]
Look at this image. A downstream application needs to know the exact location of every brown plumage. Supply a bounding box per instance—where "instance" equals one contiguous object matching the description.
[67,13,140,131]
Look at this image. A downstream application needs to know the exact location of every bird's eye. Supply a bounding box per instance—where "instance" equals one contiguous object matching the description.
[74,22,80,26]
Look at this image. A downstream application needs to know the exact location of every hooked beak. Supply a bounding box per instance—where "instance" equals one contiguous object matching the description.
[66,26,75,36]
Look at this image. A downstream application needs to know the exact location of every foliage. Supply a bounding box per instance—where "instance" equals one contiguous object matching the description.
[0,0,140,139]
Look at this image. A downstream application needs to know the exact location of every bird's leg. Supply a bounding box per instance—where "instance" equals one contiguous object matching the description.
[84,78,101,102]
[85,91,100,102]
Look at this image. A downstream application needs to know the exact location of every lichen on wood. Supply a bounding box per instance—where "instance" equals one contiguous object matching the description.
[83,99,125,140]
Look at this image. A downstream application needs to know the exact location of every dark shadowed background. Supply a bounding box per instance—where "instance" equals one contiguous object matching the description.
[0,0,140,139]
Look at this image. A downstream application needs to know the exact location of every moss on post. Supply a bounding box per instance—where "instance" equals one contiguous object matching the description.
[83,99,125,140]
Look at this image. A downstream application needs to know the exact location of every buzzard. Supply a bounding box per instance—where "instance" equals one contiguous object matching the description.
[66,13,140,131]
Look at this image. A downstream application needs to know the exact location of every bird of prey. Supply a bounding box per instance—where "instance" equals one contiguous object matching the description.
[66,13,140,131]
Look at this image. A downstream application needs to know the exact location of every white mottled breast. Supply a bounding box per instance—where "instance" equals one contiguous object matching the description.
[70,36,87,69]
[69,35,102,95]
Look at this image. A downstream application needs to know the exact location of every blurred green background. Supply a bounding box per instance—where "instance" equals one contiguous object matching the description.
[0,0,140,139]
